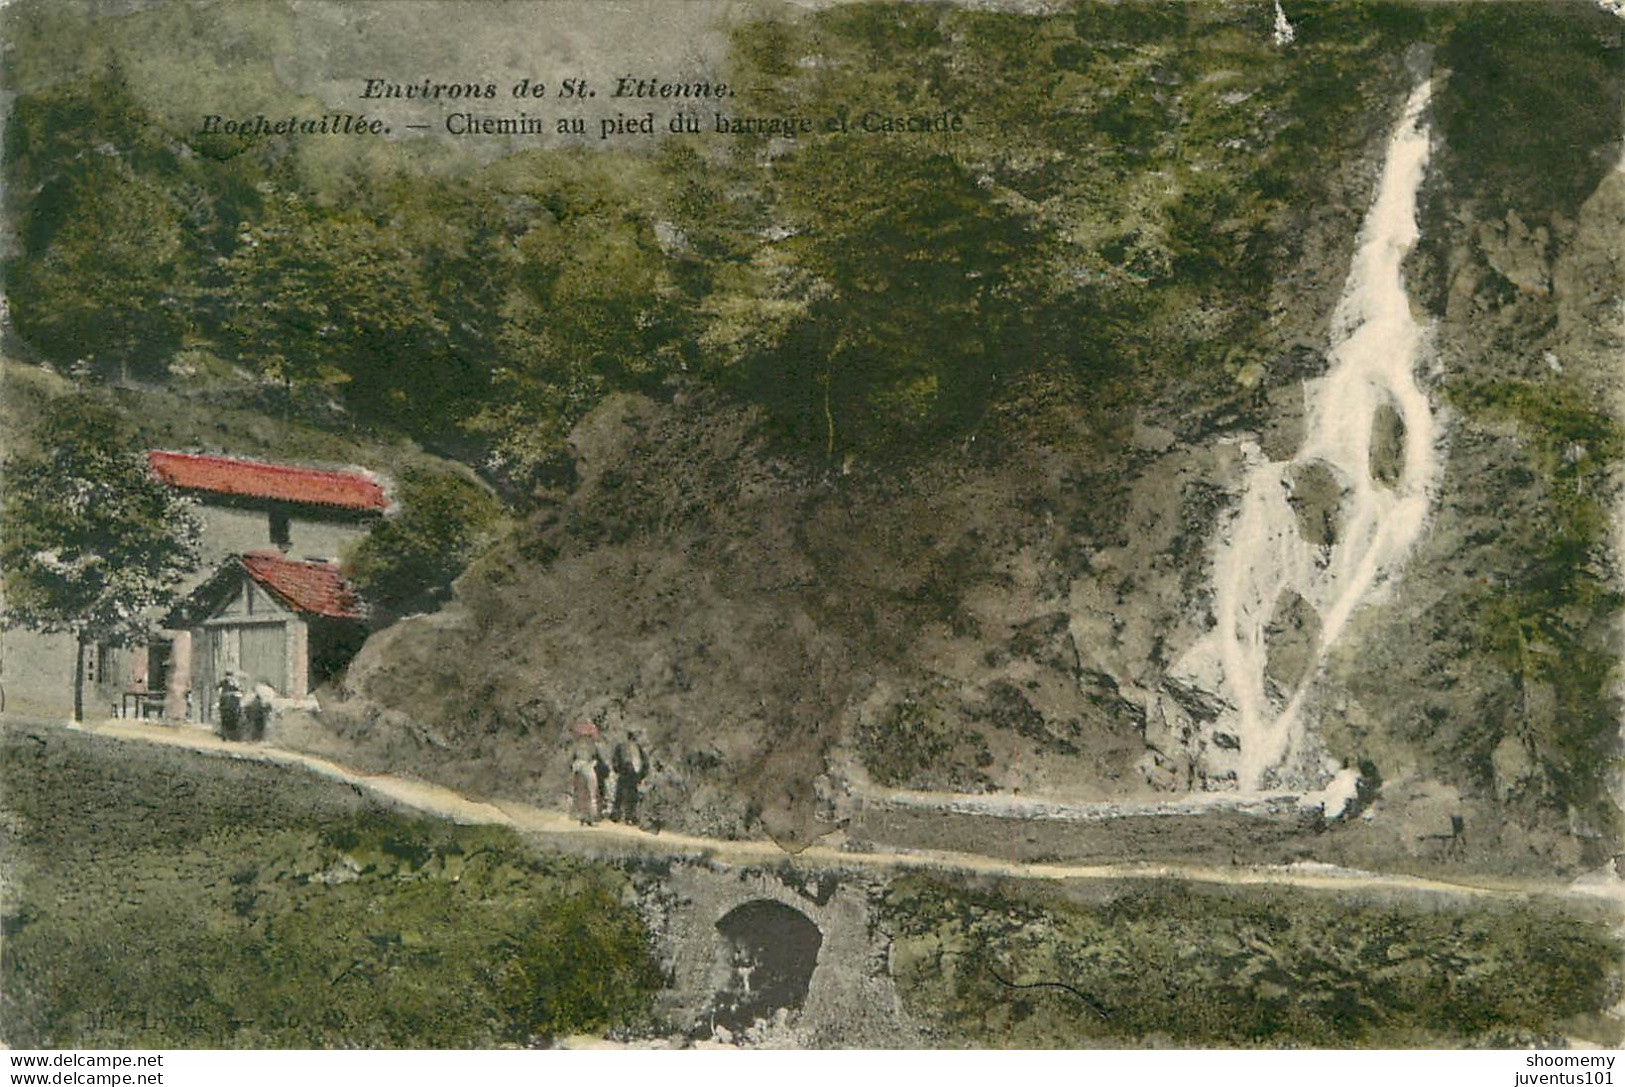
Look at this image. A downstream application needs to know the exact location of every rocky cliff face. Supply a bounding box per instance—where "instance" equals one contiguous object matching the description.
[326,383,1207,844]
[1317,154,1625,858]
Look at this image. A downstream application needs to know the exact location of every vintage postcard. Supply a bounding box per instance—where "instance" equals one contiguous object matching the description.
[0,0,1621,1055]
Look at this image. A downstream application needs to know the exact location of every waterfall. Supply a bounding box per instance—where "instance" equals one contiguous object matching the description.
[1169,77,1438,792]
[1273,1,1296,47]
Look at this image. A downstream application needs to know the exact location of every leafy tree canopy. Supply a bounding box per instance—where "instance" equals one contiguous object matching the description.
[345,468,504,621]
[1,395,201,716]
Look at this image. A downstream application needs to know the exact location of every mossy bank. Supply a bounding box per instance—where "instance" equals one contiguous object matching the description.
[0,723,663,1048]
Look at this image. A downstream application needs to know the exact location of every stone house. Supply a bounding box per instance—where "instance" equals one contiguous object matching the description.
[147,451,389,571]
[158,551,367,724]
[3,451,388,720]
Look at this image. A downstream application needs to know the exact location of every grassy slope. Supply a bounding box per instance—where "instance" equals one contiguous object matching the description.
[0,722,663,1048]
[4,721,1614,1050]
[882,873,1622,1049]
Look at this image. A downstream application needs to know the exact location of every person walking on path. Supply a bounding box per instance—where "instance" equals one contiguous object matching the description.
[611,730,648,824]
[569,720,604,824]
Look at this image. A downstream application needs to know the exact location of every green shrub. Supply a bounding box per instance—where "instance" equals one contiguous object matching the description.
[346,467,505,619]
[883,874,1621,1048]
[858,698,993,792]
[496,885,668,1043]
[0,727,665,1048]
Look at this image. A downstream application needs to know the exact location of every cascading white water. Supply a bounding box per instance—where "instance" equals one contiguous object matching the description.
[1273,0,1296,47]
[1171,77,1439,791]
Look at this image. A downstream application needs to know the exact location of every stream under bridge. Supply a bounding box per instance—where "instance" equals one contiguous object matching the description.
[635,860,915,1046]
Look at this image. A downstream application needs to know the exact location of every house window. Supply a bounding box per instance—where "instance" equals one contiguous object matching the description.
[270,511,291,551]
[148,641,171,693]
[82,642,109,684]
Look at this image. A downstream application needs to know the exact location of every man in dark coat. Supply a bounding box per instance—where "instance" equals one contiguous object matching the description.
[611,731,647,824]
[217,671,243,741]
[244,687,272,742]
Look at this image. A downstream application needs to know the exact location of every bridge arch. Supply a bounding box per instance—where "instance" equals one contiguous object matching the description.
[646,862,911,1045]
[709,898,824,1033]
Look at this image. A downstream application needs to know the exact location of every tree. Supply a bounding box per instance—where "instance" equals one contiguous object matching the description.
[221,193,444,419]
[4,71,209,383]
[459,157,688,496]
[344,468,503,621]
[1,396,201,720]
[695,143,1035,459]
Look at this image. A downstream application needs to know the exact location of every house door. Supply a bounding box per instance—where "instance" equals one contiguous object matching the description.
[196,627,222,723]
[199,625,253,722]
[239,624,286,694]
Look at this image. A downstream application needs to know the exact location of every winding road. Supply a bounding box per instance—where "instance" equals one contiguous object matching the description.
[59,716,1619,905]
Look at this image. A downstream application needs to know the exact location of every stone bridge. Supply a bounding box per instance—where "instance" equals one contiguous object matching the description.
[636,859,921,1047]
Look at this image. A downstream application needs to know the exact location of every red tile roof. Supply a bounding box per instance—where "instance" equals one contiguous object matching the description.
[148,451,388,513]
[241,552,363,620]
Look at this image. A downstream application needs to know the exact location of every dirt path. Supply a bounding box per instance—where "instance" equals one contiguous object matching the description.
[66,717,1619,904]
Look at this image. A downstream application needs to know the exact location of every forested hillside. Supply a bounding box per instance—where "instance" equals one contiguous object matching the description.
[7,3,1443,487]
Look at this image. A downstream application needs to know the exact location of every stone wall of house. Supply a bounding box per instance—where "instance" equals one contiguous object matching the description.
[283,512,369,565]
[192,504,371,579]
[2,630,143,720]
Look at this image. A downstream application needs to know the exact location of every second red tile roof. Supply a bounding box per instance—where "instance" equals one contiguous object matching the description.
[241,552,363,619]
